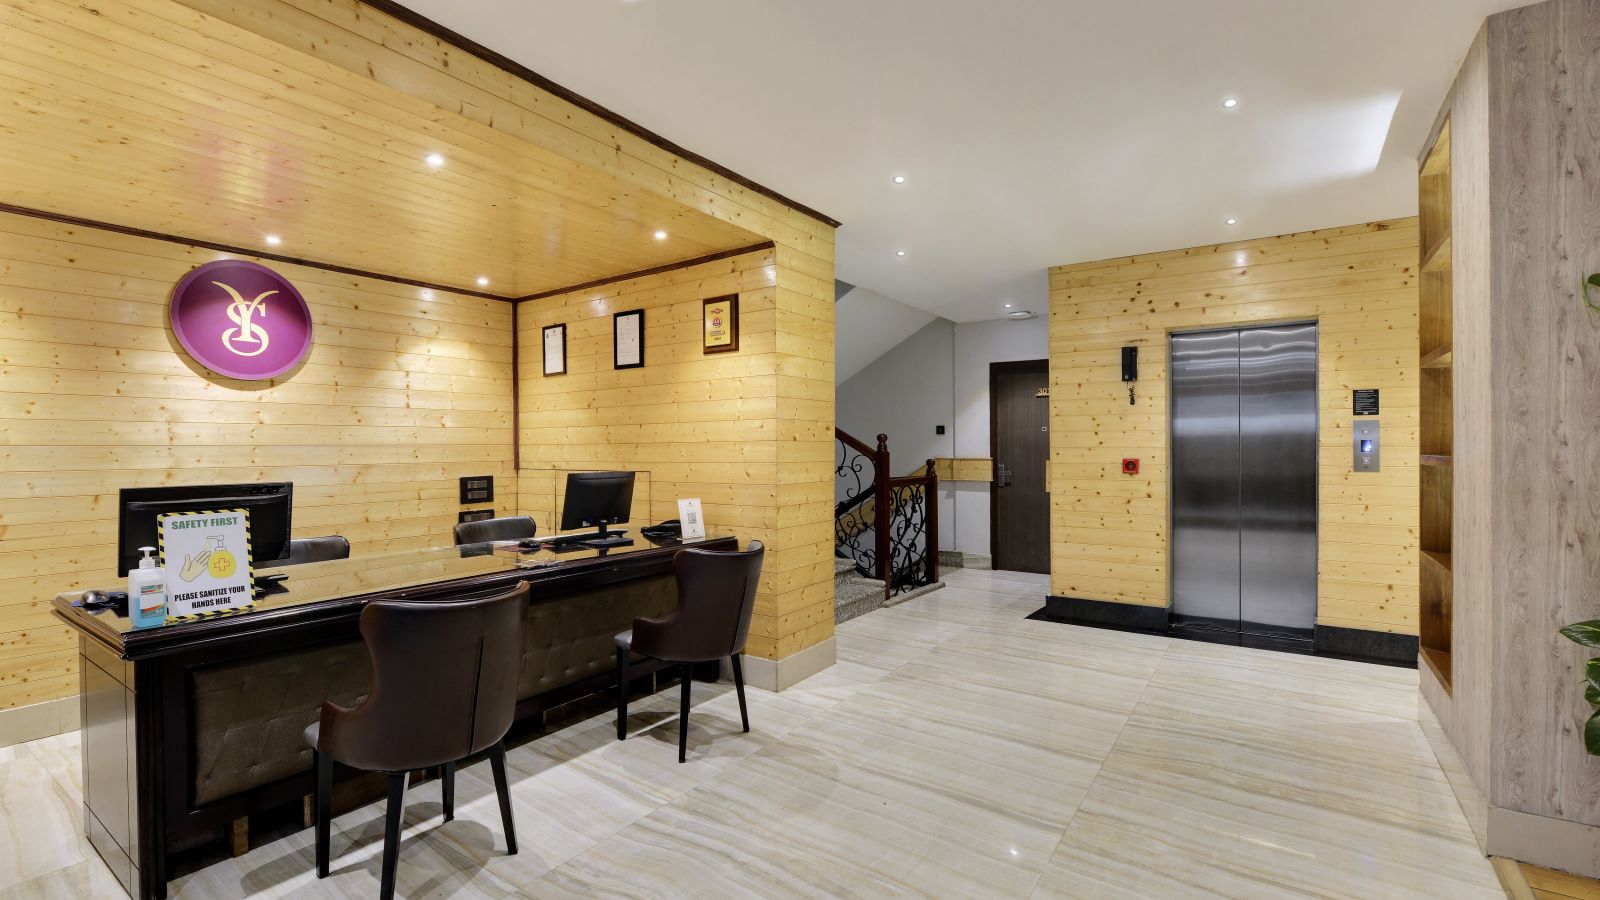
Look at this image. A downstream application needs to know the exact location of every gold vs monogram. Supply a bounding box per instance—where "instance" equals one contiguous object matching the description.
[216,281,277,357]
[171,259,313,381]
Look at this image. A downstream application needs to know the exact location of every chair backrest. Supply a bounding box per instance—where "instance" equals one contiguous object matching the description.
[317,581,529,772]
[453,516,536,546]
[284,535,350,567]
[632,541,764,663]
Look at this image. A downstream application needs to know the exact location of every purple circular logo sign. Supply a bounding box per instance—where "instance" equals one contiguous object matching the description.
[170,260,313,380]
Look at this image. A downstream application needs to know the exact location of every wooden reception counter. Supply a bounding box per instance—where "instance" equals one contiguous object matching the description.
[52,536,735,899]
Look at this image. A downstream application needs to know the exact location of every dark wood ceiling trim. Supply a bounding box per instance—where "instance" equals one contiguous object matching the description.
[515,242,776,303]
[360,0,842,230]
[0,202,518,302]
[510,301,521,469]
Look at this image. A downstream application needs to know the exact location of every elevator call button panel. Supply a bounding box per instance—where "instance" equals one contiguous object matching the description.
[1352,421,1380,472]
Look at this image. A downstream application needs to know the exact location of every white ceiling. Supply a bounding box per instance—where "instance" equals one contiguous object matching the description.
[405,0,1520,322]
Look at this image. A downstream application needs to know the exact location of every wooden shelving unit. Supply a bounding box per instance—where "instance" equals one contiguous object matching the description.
[1419,119,1454,692]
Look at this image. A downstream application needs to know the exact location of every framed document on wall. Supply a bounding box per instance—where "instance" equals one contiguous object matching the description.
[542,323,566,376]
[613,308,644,369]
[702,294,739,354]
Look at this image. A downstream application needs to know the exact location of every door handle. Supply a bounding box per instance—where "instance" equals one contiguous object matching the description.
[996,464,1011,487]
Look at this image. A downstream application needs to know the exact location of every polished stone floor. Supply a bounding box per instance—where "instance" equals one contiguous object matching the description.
[0,569,1502,898]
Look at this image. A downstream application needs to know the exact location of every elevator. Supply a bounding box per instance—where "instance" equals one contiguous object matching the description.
[1170,323,1317,645]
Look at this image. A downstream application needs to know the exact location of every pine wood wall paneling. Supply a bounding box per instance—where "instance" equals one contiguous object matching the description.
[0,0,838,691]
[0,211,515,707]
[171,0,837,258]
[517,249,836,662]
[175,0,842,664]
[0,0,767,296]
[1047,219,1422,635]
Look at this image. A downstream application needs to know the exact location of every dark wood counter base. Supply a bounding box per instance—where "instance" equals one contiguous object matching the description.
[55,537,736,900]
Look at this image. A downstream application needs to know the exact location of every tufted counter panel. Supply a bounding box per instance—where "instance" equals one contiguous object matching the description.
[54,536,736,900]
[187,573,676,806]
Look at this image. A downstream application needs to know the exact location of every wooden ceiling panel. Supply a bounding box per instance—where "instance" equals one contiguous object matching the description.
[0,0,765,297]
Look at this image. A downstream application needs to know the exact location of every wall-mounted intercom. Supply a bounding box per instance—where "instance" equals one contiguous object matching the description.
[1121,346,1138,405]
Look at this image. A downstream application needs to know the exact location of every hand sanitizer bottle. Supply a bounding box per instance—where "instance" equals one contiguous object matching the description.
[128,546,168,628]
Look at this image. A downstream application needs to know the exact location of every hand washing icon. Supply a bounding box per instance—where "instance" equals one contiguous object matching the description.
[207,535,238,579]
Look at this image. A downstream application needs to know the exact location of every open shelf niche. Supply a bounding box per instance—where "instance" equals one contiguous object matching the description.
[1418,119,1454,690]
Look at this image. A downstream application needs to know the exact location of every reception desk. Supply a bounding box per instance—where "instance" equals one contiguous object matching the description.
[52,536,736,899]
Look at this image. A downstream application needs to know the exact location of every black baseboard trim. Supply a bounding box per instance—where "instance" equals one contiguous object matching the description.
[1035,596,1418,668]
[1042,595,1169,634]
[1312,624,1418,666]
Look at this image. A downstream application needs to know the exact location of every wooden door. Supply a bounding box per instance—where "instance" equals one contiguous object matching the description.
[991,360,1051,573]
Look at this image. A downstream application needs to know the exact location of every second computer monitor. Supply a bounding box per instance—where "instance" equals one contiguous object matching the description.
[559,471,635,536]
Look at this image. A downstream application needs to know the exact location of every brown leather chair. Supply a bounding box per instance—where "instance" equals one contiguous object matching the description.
[284,535,350,566]
[614,541,764,762]
[453,515,536,546]
[305,582,528,900]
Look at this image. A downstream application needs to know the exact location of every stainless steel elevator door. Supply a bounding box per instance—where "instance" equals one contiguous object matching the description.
[1238,324,1318,635]
[1170,329,1242,629]
[1170,323,1318,640]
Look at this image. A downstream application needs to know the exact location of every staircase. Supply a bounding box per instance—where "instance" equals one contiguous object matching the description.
[834,427,939,623]
[833,556,888,623]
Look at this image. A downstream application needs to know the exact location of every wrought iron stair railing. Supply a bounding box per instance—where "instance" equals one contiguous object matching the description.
[835,427,939,600]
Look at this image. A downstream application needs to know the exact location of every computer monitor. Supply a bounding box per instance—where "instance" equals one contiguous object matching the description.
[559,471,635,537]
[117,483,293,576]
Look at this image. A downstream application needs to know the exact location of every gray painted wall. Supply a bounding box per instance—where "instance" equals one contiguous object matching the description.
[836,314,1049,560]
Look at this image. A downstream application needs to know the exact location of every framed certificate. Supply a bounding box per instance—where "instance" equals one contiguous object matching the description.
[542,323,566,376]
[702,294,739,354]
[613,308,644,369]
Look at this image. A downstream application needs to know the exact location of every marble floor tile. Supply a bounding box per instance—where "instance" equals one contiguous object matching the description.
[0,754,88,894]
[1,568,1502,899]
[18,731,82,804]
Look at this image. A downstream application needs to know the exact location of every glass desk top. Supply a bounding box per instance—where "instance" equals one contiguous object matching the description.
[57,535,729,638]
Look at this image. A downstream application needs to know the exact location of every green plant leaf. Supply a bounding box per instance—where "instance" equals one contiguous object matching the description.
[1586,274,1600,313]
[1586,683,1600,706]
[1585,710,1600,756]
[1561,620,1600,647]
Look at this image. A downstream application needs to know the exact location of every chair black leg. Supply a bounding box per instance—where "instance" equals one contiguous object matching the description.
[615,646,628,741]
[314,749,332,878]
[679,663,692,763]
[489,742,517,855]
[731,652,750,734]
[441,761,455,822]
[379,772,407,900]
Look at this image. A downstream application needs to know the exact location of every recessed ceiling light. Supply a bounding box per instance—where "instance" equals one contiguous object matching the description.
[653,230,668,240]
[893,175,906,184]
[1004,303,1013,308]
[264,234,282,247]
[1222,98,1240,110]
[1225,217,1239,226]
[420,289,434,301]
[895,250,906,257]
[476,276,489,287]
[425,153,446,168]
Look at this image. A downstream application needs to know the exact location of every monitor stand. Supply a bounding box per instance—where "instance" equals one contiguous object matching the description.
[581,521,633,548]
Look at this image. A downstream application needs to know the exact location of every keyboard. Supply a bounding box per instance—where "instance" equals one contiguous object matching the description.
[536,530,630,547]
[581,536,634,548]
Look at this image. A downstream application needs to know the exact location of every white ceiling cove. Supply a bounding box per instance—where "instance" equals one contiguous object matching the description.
[405,0,1522,322]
